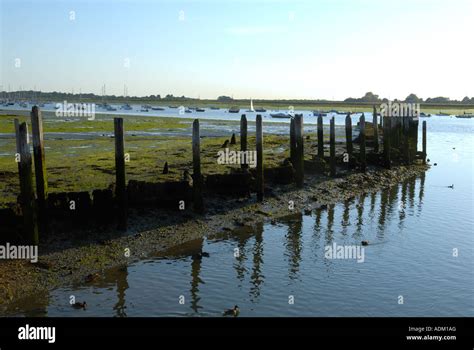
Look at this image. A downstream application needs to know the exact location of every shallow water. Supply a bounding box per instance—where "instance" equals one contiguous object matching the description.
[4,116,474,317]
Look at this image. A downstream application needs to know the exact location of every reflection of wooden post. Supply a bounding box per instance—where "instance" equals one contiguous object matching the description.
[359,114,366,172]
[240,114,248,169]
[31,106,48,234]
[373,105,379,153]
[317,114,324,158]
[383,117,391,168]
[345,113,352,168]
[256,115,264,201]
[17,122,39,244]
[114,118,127,230]
[192,119,204,212]
[330,116,336,176]
[290,118,296,166]
[422,121,427,164]
[294,115,304,187]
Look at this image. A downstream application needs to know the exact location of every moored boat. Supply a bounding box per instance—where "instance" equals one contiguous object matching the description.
[455,112,474,119]
[270,112,291,118]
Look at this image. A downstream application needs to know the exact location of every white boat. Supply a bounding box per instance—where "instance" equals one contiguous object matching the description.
[246,98,255,112]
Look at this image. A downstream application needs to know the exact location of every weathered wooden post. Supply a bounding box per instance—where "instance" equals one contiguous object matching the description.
[31,106,48,234]
[14,119,21,155]
[317,114,324,158]
[359,113,366,172]
[294,114,304,187]
[383,116,391,168]
[345,113,353,168]
[17,122,39,244]
[330,116,336,176]
[403,117,410,165]
[290,117,296,166]
[422,120,427,164]
[256,114,264,201]
[373,105,379,153]
[114,117,127,230]
[192,119,204,212]
[240,114,248,169]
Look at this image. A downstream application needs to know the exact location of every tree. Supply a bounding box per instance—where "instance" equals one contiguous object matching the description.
[405,94,423,103]
[425,96,450,103]
[217,95,233,102]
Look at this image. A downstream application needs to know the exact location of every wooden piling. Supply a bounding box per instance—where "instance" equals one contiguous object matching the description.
[317,114,324,158]
[17,122,39,244]
[330,116,336,176]
[256,115,264,201]
[114,118,127,230]
[359,114,366,172]
[372,105,379,153]
[294,114,304,187]
[31,106,48,234]
[422,120,427,164]
[240,114,248,169]
[402,117,410,165]
[345,113,353,166]
[192,119,204,212]
[290,118,296,166]
[14,119,21,155]
[383,116,391,168]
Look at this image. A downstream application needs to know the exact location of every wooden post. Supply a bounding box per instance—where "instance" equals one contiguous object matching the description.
[114,118,127,230]
[403,117,410,165]
[192,119,204,212]
[14,119,21,155]
[317,114,324,158]
[383,116,391,168]
[345,113,352,168]
[422,120,427,164]
[290,117,296,166]
[294,114,304,187]
[17,122,39,244]
[373,105,379,153]
[240,114,248,169]
[359,114,366,172]
[330,116,336,176]
[256,115,264,201]
[31,106,48,234]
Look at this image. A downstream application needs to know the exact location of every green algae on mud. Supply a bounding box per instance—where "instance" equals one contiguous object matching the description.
[0,113,299,207]
[0,113,192,134]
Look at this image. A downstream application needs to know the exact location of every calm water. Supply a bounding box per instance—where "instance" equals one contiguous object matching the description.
[4,116,474,317]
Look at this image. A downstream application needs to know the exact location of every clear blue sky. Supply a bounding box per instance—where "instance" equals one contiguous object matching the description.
[1,0,473,100]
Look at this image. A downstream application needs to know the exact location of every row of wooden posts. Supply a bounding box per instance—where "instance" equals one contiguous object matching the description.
[13,107,427,244]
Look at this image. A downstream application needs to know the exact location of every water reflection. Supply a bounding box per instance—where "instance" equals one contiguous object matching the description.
[190,239,204,313]
[113,266,129,317]
[3,173,436,317]
[284,214,303,281]
[250,222,264,301]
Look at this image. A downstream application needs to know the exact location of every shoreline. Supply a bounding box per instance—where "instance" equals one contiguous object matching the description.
[0,163,428,313]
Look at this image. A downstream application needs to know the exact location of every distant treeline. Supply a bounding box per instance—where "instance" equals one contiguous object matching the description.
[343,92,474,104]
[2,90,474,105]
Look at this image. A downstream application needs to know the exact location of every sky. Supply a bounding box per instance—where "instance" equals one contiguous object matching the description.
[1,0,473,100]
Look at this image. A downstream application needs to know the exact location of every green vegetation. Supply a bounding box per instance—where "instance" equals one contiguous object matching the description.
[1,114,327,208]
